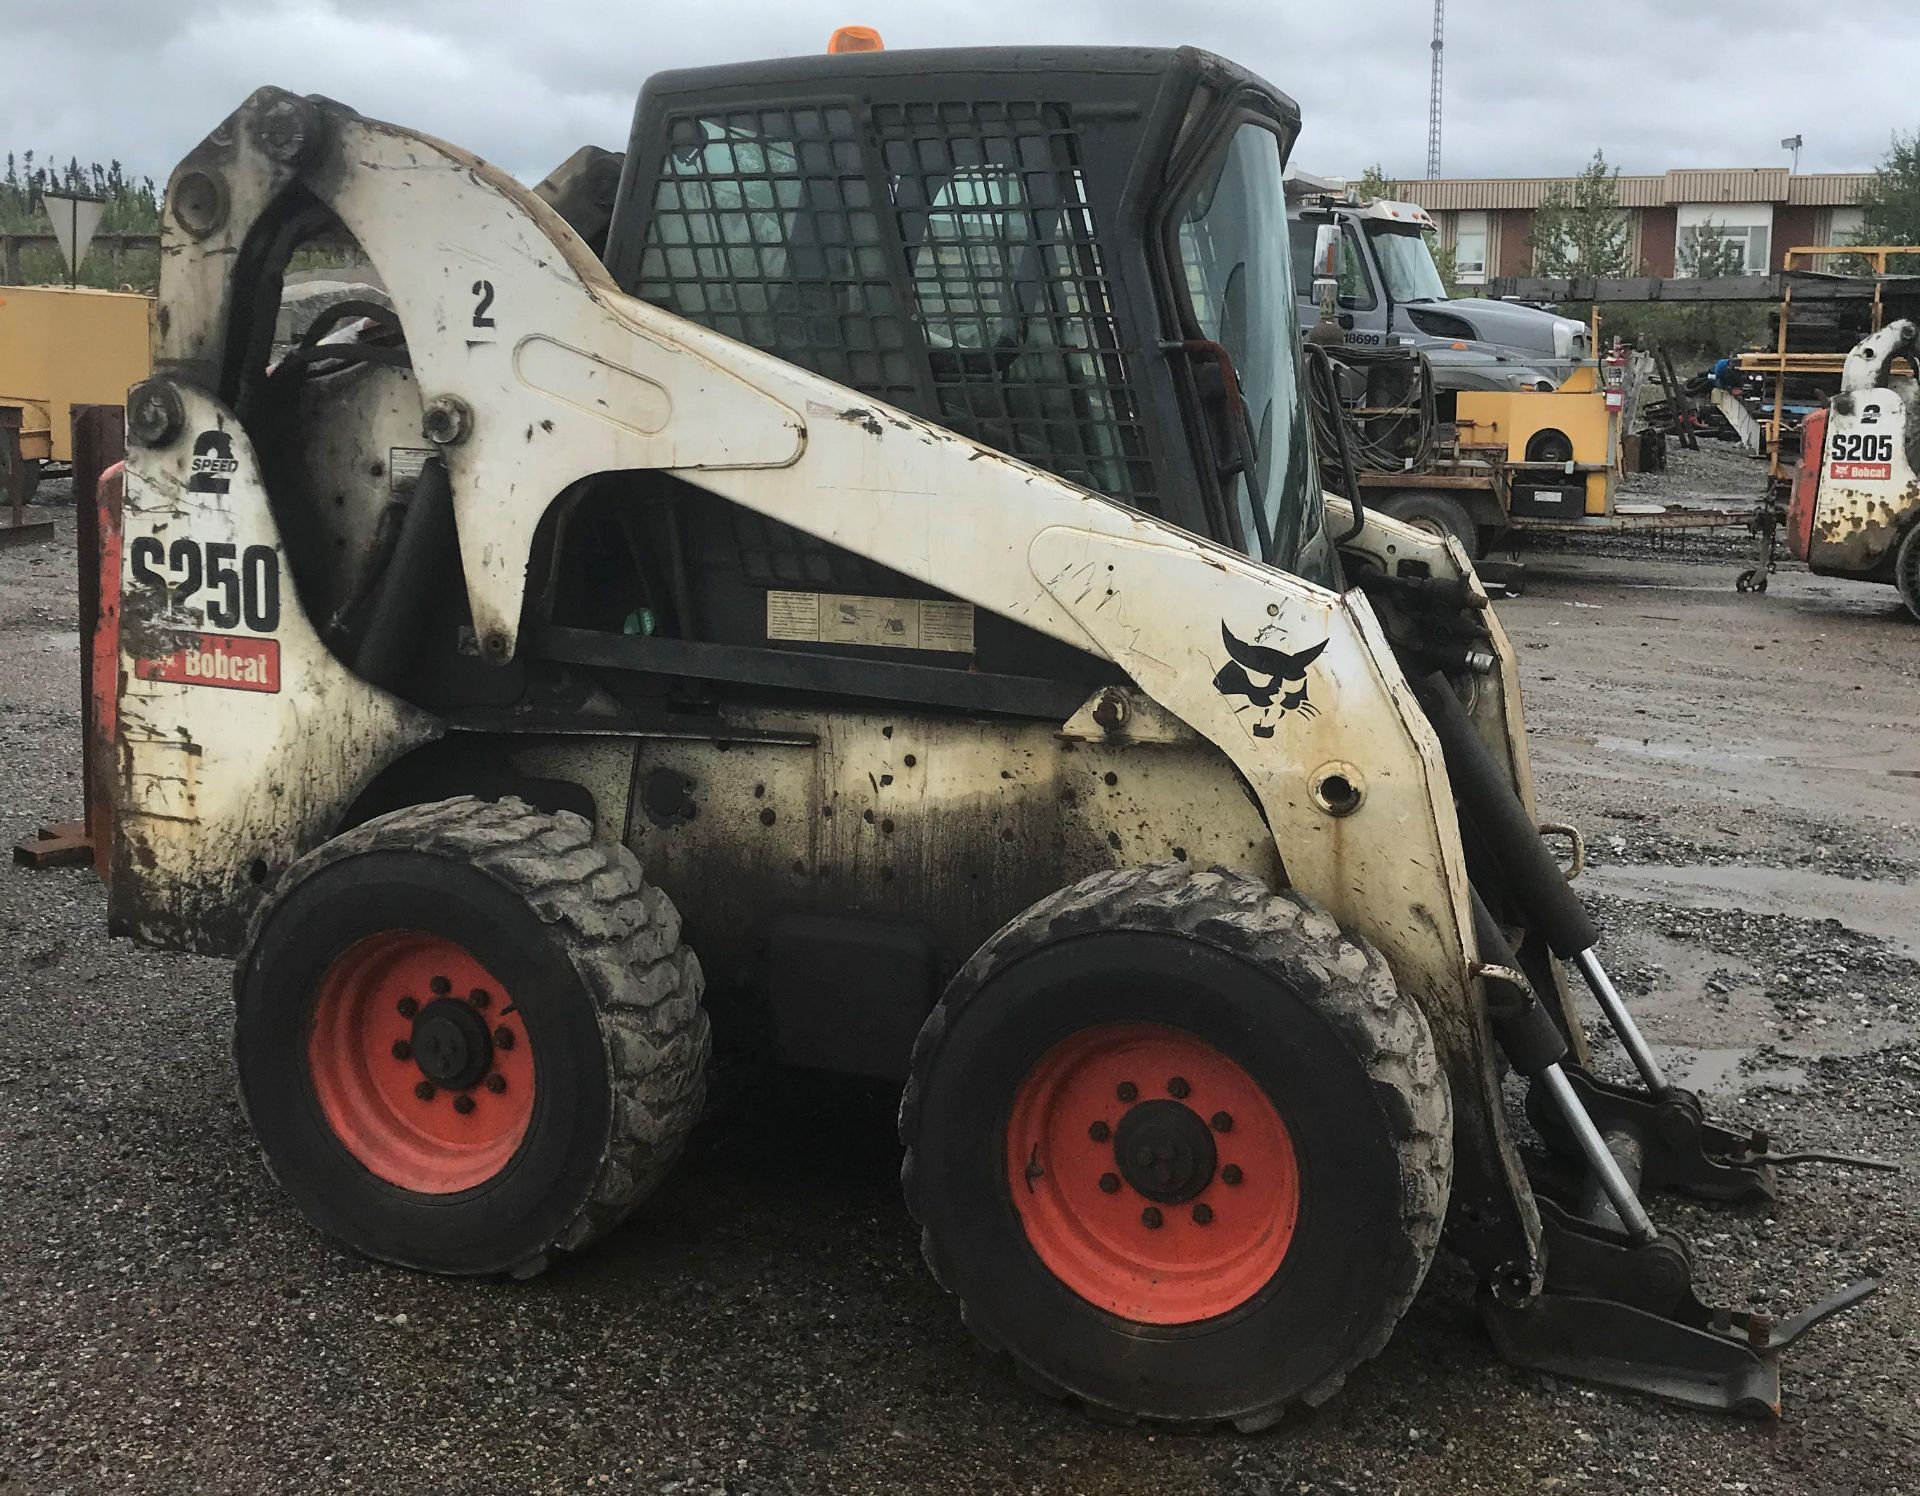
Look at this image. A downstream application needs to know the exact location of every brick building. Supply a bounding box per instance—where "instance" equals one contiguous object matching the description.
[1384,169,1873,284]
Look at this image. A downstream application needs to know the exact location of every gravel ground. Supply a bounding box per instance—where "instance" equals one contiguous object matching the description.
[1,444,1916,1494]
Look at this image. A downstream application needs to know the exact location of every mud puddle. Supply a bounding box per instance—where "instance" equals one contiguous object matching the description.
[1583,862,1920,960]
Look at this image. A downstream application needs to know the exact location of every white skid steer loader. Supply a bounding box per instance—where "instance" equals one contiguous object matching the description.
[91,49,1880,1428]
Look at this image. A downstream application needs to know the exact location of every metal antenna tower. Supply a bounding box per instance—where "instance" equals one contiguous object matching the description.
[1426,0,1445,179]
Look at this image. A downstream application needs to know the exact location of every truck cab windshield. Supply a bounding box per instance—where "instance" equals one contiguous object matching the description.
[1174,122,1324,579]
[1368,225,1448,303]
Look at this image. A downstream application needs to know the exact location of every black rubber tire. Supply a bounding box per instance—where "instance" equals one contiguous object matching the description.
[235,795,708,1276]
[1379,489,1481,559]
[1896,522,1920,622]
[899,863,1451,1431]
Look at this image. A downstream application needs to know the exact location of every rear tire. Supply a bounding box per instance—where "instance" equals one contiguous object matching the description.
[235,796,708,1276]
[899,863,1451,1430]
[1896,523,1920,622]
[1379,489,1481,559]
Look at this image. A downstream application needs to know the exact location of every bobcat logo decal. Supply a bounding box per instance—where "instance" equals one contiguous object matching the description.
[1212,622,1328,736]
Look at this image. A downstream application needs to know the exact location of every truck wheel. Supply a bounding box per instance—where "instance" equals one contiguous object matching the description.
[1896,523,1920,622]
[1380,490,1481,558]
[235,796,708,1276]
[899,864,1451,1430]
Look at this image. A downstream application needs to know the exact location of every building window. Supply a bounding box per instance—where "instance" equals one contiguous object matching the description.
[1826,207,1866,245]
[1675,202,1772,274]
[1453,211,1488,285]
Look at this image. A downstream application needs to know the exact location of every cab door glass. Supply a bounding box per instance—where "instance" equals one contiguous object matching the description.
[1175,123,1322,575]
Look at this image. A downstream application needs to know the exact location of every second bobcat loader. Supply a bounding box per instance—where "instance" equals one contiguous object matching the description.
[92,45,1878,1429]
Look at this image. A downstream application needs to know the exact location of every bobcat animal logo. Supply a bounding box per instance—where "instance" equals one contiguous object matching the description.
[1212,622,1329,736]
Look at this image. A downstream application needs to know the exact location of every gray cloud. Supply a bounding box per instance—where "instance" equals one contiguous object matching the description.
[4,1,1909,190]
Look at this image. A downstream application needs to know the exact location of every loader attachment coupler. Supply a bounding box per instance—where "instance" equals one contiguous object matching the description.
[1418,678,1887,1414]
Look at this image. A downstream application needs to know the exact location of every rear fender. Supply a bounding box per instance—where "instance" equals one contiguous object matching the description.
[1810,386,1919,578]
[113,386,438,953]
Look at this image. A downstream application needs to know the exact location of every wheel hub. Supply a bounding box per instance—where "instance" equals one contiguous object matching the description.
[409,997,493,1089]
[1004,1021,1301,1324]
[1113,1099,1217,1203]
[307,930,535,1195]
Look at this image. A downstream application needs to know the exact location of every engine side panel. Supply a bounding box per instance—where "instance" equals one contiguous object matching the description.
[111,387,439,953]
[1809,385,1920,578]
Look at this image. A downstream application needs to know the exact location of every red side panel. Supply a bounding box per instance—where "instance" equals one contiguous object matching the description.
[1786,408,1826,563]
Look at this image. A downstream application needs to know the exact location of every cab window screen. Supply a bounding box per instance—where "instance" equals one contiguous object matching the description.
[633,101,1155,509]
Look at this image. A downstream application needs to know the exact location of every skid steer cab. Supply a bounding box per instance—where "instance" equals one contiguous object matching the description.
[96,48,1877,1429]
[1763,319,1920,616]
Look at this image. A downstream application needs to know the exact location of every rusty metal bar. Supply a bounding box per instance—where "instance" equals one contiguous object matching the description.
[15,410,126,872]
[70,404,126,514]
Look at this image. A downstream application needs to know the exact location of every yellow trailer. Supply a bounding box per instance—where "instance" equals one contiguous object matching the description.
[0,285,154,489]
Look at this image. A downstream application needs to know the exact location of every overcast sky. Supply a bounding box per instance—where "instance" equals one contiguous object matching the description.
[5,1,1912,190]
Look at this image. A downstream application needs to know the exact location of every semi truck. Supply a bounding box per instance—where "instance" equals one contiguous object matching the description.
[1287,180,1590,393]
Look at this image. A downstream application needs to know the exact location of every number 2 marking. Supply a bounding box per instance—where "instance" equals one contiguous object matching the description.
[471,279,496,329]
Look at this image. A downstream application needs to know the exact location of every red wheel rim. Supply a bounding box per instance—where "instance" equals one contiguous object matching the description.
[308,931,535,1194]
[1006,1021,1300,1324]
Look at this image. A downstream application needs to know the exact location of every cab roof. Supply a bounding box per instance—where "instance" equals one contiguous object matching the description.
[638,45,1301,133]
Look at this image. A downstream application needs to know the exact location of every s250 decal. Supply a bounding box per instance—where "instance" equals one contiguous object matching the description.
[129,537,282,632]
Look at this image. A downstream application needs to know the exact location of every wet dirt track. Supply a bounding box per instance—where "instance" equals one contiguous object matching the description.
[0,450,1916,1494]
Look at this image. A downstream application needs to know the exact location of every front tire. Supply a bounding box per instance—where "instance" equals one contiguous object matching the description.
[899,864,1451,1430]
[235,796,708,1276]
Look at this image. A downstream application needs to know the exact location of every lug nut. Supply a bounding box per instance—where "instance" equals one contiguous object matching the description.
[1088,1120,1111,1143]
[1141,1206,1163,1229]
[391,1039,412,1061]
[1222,1164,1243,1186]
[493,1026,516,1051]
[430,976,452,996]
[396,996,419,1019]
[470,988,490,1010]
[1192,1203,1214,1225]
[486,1074,507,1094]
[1167,1076,1191,1099]
[453,1094,476,1115]
[1098,1173,1121,1194]
[414,1081,436,1102]
[1116,1081,1137,1103]
[1211,1111,1233,1133]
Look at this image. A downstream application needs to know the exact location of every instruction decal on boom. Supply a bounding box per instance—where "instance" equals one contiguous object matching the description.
[1212,622,1328,735]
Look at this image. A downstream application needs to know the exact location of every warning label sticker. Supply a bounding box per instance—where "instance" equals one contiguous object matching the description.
[766,591,976,654]
[136,632,282,693]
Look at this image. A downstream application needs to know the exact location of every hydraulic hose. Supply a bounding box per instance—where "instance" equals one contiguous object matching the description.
[1303,342,1366,544]
[1414,672,1598,957]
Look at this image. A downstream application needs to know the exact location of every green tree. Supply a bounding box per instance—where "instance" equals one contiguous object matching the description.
[1677,217,1745,278]
[1529,150,1632,276]
[0,149,159,289]
[1856,129,1920,246]
[1355,164,1392,201]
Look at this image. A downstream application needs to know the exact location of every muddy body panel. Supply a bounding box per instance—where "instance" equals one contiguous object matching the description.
[1798,320,1920,582]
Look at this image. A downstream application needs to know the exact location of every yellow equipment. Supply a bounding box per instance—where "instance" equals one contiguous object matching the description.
[1456,363,1618,518]
[0,285,154,469]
